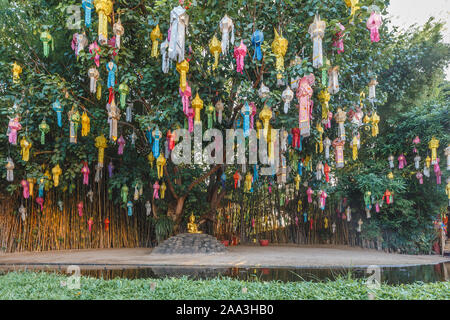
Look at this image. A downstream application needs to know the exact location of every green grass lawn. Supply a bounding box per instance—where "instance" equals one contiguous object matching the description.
[0,271,449,300]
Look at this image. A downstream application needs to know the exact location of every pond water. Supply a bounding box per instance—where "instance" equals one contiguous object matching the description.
[1,262,449,285]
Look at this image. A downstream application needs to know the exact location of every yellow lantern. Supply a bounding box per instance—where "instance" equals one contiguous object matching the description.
[12,62,22,83]
[150,24,162,57]
[256,120,262,139]
[20,137,32,162]
[27,178,36,197]
[94,0,113,44]
[147,152,155,169]
[294,174,300,190]
[52,164,62,187]
[318,90,330,124]
[81,111,90,136]
[429,137,439,164]
[259,105,272,140]
[345,0,360,21]
[176,59,189,92]
[271,28,288,82]
[371,112,380,137]
[161,182,167,199]
[316,122,324,153]
[95,134,107,166]
[209,35,222,70]
[191,93,204,124]
[387,172,394,180]
[156,153,166,179]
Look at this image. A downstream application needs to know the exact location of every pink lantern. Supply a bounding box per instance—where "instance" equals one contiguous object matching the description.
[78,202,83,217]
[332,23,345,54]
[117,135,126,155]
[180,82,192,115]
[366,12,382,43]
[8,117,22,145]
[296,74,315,137]
[233,40,247,74]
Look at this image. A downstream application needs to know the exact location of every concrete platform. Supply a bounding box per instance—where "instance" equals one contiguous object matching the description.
[1,245,449,268]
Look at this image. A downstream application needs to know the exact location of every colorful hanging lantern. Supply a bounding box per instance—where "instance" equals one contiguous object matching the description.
[160,38,170,73]
[398,154,407,169]
[167,130,176,151]
[382,189,393,204]
[215,100,224,124]
[414,155,421,170]
[168,6,189,62]
[87,217,94,231]
[5,158,14,182]
[259,105,272,140]
[20,137,32,162]
[94,0,113,44]
[316,162,324,180]
[251,30,264,61]
[180,82,191,116]
[27,178,35,198]
[118,83,129,109]
[328,66,339,94]
[152,128,161,159]
[258,81,270,100]
[160,182,166,199]
[351,134,360,161]
[306,187,313,203]
[429,137,439,165]
[318,90,330,129]
[68,106,80,144]
[371,112,380,137]
[333,23,345,54]
[117,135,126,155]
[51,164,62,187]
[316,123,324,153]
[153,181,160,199]
[294,174,300,190]
[8,117,22,145]
[233,40,247,74]
[176,60,189,92]
[323,137,331,160]
[334,108,347,141]
[434,158,441,185]
[368,78,378,101]
[89,41,101,67]
[106,61,117,102]
[21,179,29,198]
[126,201,133,216]
[121,185,128,203]
[145,201,152,216]
[113,18,124,49]
[19,204,26,221]
[12,62,22,83]
[282,86,294,114]
[156,153,166,179]
[244,172,252,193]
[308,14,326,68]
[104,218,110,231]
[209,35,222,70]
[82,0,94,27]
[192,93,204,124]
[206,104,216,129]
[147,152,155,169]
[40,31,54,58]
[271,28,288,84]
[319,190,327,210]
[108,99,121,141]
[324,162,330,183]
[36,197,44,212]
[345,0,359,21]
[150,24,163,57]
[296,74,315,137]
[367,11,382,43]
[219,15,234,55]
[95,134,107,167]
[445,145,450,171]
[107,161,114,178]
[88,68,99,94]
[81,161,90,185]
[77,201,83,217]
[80,111,90,137]
[332,138,345,168]
[416,171,424,184]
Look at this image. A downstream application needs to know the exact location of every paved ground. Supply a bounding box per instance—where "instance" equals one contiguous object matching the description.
[1,245,448,268]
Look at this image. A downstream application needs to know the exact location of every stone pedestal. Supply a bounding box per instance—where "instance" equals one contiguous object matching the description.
[151,233,227,254]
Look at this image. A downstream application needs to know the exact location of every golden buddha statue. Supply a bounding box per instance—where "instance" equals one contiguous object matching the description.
[187,213,202,234]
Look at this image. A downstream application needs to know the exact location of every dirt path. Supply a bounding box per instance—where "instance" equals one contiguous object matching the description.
[1,245,448,268]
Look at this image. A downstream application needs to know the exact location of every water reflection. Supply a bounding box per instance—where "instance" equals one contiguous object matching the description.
[0,262,449,285]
